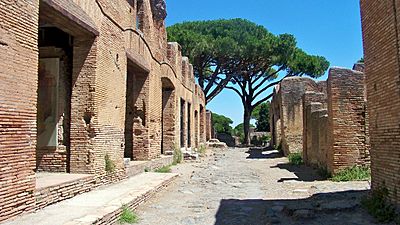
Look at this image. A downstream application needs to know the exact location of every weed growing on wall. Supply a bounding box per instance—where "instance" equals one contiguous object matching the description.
[105,154,116,173]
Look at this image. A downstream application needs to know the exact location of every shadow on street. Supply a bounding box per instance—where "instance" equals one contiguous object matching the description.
[214,190,375,225]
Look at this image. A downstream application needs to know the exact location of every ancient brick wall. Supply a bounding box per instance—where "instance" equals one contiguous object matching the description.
[301,66,370,174]
[0,0,207,222]
[270,77,319,156]
[270,87,282,148]
[361,0,400,205]
[326,67,370,174]
[0,0,39,221]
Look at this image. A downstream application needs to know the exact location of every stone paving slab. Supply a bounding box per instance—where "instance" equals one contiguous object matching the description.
[2,172,178,225]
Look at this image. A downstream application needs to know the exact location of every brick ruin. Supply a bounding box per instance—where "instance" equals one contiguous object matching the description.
[270,66,370,175]
[0,0,211,221]
[270,77,322,155]
[360,0,400,206]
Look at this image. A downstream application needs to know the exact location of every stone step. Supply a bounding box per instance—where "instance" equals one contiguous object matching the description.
[125,155,174,177]
[2,172,178,225]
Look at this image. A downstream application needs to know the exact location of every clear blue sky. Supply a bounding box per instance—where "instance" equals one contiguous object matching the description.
[166,0,363,127]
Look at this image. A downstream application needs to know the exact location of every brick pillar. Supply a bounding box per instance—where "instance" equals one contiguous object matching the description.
[69,37,98,174]
[326,67,369,174]
[199,105,206,144]
[206,110,212,141]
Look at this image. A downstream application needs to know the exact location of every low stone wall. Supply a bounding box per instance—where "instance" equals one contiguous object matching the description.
[93,174,178,225]
[34,154,173,213]
[35,175,96,210]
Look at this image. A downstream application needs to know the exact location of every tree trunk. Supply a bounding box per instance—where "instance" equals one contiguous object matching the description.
[243,107,252,146]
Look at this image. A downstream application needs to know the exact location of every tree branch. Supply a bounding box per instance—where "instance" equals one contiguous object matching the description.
[225,85,243,99]
[204,65,222,93]
[253,92,274,108]
[253,66,284,91]
[253,73,293,100]
[206,75,232,103]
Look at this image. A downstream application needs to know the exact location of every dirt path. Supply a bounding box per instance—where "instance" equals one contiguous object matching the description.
[133,148,379,225]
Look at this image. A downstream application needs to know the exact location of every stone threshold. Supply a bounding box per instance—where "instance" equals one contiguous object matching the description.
[2,172,178,225]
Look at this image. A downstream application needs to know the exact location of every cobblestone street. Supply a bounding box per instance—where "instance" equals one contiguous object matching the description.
[134,148,379,225]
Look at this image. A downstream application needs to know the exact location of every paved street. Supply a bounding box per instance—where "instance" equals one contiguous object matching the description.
[134,148,379,225]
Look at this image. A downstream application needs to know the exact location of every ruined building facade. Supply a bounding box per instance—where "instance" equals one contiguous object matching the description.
[0,0,209,221]
[270,65,370,175]
[361,0,400,206]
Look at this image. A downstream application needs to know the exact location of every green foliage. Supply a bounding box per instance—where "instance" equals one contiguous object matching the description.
[119,205,138,224]
[288,153,304,165]
[172,146,183,165]
[330,166,371,182]
[233,123,255,144]
[197,144,207,156]
[212,112,233,134]
[252,102,271,132]
[168,18,329,146]
[105,154,116,173]
[167,19,330,104]
[361,187,399,223]
[154,165,172,173]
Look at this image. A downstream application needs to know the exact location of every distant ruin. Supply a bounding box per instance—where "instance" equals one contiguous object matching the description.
[270,65,370,175]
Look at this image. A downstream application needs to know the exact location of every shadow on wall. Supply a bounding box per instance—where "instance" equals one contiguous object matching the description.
[214,190,373,225]
[246,147,283,160]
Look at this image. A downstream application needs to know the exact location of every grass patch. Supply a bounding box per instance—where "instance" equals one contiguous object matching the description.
[105,154,116,173]
[172,146,183,165]
[197,144,207,157]
[118,205,138,224]
[288,153,303,165]
[154,165,171,173]
[330,165,371,182]
[361,187,399,223]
